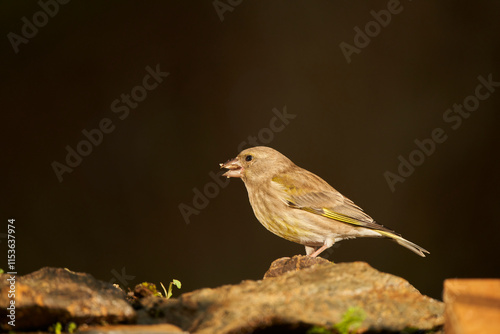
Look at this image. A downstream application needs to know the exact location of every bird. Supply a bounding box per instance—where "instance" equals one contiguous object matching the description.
[220,146,429,258]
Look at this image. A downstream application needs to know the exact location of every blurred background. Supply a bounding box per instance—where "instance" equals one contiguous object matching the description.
[2,1,499,300]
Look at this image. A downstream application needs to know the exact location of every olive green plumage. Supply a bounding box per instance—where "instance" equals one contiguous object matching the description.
[221,146,429,258]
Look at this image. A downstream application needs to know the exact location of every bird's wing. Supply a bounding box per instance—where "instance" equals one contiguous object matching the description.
[271,170,395,233]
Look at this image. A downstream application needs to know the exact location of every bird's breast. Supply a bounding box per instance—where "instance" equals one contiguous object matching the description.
[245,185,324,245]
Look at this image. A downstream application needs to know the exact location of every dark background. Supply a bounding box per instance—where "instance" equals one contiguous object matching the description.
[2,1,499,300]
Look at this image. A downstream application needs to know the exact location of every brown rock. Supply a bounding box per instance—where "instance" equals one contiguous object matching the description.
[80,324,186,333]
[263,255,332,279]
[139,258,444,333]
[444,279,500,334]
[0,267,136,331]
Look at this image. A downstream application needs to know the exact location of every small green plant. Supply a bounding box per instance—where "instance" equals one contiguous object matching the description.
[161,279,182,298]
[307,325,331,334]
[141,282,163,297]
[334,307,366,334]
[49,322,62,334]
[307,307,366,334]
[0,268,4,274]
[67,322,77,333]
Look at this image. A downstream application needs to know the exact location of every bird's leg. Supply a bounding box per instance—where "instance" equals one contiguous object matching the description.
[305,246,316,256]
[308,244,329,257]
[307,240,334,258]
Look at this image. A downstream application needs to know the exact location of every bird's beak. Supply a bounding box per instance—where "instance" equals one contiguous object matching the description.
[220,158,243,178]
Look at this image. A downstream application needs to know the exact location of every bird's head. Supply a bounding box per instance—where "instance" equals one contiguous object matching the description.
[220,146,293,183]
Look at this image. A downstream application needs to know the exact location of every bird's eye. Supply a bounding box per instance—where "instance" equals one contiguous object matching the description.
[245,155,253,162]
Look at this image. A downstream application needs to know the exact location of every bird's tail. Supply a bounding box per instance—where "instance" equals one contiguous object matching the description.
[376,230,430,257]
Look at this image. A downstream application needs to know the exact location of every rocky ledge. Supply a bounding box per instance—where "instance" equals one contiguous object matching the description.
[0,256,444,333]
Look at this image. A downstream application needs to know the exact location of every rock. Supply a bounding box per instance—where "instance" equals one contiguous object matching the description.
[138,257,444,333]
[444,278,500,334]
[79,324,186,333]
[0,267,136,331]
[263,255,332,279]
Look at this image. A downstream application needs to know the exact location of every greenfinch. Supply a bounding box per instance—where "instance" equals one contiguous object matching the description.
[220,146,429,258]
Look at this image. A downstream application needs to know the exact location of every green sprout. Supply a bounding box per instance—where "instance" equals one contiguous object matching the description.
[67,322,77,333]
[49,322,62,334]
[307,307,366,334]
[334,307,366,334]
[141,282,163,297]
[161,279,182,299]
[307,326,331,334]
